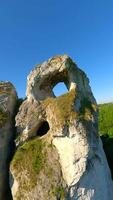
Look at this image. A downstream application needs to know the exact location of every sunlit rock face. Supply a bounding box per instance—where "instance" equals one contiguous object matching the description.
[0,82,17,200]
[10,55,113,200]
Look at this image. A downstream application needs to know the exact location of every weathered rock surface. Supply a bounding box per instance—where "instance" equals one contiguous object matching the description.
[0,82,17,199]
[10,55,113,200]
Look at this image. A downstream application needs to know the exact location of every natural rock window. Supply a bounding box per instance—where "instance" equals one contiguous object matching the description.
[10,55,113,200]
[36,121,50,137]
[53,82,68,97]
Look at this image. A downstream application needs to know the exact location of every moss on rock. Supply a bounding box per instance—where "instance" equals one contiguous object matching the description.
[42,90,97,130]
[42,89,77,129]
[11,138,45,188]
[79,97,97,121]
[0,109,8,127]
[11,138,66,199]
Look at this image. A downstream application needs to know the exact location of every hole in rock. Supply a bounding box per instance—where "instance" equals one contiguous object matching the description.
[36,121,50,137]
[53,82,68,97]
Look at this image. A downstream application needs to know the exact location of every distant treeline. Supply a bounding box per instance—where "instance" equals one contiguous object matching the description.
[99,102,113,178]
[99,102,113,136]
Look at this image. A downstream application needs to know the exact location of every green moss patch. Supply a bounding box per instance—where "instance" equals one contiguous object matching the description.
[79,97,97,121]
[0,109,8,127]
[11,138,66,199]
[11,138,46,188]
[51,186,65,199]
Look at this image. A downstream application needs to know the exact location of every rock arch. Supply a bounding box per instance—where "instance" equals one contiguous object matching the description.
[26,55,80,100]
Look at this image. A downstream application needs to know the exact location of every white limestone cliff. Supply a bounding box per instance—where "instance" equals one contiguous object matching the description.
[10,55,113,200]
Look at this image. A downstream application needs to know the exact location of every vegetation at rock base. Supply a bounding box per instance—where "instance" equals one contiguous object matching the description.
[98,103,113,178]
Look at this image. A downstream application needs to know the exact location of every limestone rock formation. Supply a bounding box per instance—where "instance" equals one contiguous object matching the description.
[10,55,113,200]
[0,82,17,199]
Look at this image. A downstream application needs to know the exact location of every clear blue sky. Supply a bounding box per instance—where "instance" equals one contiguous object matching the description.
[0,0,113,103]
